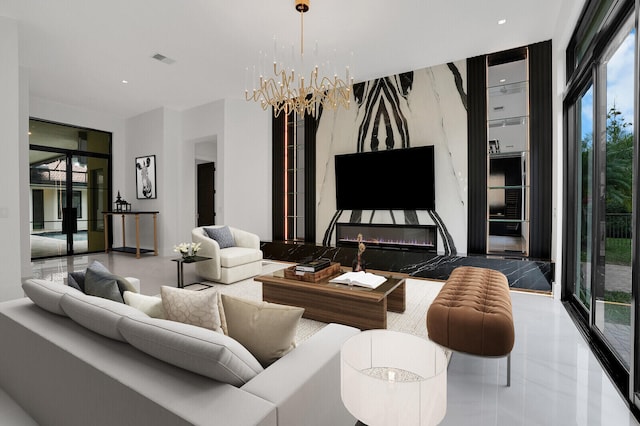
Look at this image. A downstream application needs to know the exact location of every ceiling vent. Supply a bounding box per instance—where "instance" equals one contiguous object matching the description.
[151,53,176,65]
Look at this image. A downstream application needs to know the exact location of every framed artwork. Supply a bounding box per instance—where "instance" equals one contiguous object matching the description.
[135,155,157,199]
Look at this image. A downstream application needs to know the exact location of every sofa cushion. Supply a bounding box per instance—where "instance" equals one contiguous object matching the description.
[221,294,304,367]
[60,291,148,341]
[204,225,236,248]
[22,279,83,316]
[123,291,165,319]
[118,315,264,386]
[219,247,263,268]
[161,286,223,333]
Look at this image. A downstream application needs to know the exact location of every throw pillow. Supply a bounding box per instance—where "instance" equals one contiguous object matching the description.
[67,260,133,294]
[218,295,228,335]
[67,272,83,291]
[84,267,124,303]
[204,225,236,248]
[161,286,223,333]
[123,291,165,319]
[221,294,304,367]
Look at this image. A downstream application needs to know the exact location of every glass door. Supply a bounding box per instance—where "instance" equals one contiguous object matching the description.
[574,84,594,312]
[593,20,636,370]
[30,150,67,257]
[29,119,111,259]
[29,150,109,258]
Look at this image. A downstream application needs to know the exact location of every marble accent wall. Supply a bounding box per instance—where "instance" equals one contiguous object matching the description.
[315,60,469,254]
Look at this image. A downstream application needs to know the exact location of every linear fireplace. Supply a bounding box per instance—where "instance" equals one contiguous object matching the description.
[336,223,437,252]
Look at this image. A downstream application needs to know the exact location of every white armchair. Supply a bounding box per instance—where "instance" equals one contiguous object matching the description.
[191,226,263,284]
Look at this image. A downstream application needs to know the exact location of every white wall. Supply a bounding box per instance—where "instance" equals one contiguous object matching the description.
[181,99,272,242]
[221,100,272,241]
[0,17,24,301]
[124,108,167,253]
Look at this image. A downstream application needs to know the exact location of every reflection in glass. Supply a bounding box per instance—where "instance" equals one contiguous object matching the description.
[575,85,593,310]
[29,119,110,258]
[596,24,635,369]
[487,55,529,255]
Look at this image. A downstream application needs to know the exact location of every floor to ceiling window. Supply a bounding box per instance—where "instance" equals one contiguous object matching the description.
[29,119,111,259]
[563,0,638,410]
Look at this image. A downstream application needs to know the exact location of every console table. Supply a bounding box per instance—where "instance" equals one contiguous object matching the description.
[103,211,159,258]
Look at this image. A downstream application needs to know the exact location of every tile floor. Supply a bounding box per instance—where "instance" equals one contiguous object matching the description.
[8,252,639,425]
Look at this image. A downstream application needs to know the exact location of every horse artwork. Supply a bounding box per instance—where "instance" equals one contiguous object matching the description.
[135,155,157,199]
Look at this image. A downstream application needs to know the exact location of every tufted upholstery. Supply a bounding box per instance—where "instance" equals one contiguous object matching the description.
[427,266,514,357]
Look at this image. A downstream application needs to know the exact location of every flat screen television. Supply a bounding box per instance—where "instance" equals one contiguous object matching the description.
[334,145,435,210]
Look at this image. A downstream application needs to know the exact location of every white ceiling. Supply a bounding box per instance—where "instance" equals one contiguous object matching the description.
[2,0,569,119]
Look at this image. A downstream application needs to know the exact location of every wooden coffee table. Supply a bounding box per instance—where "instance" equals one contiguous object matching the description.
[255,266,406,330]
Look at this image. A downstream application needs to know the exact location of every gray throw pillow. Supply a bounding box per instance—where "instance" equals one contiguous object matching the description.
[204,226,236,248]
[67,273,83,291]
[67,260,110,293]
[84,267,124,303]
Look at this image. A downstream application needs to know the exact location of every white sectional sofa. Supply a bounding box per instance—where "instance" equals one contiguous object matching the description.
[0,279,359,426]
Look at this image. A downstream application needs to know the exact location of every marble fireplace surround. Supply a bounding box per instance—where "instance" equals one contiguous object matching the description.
[261,241,553,293]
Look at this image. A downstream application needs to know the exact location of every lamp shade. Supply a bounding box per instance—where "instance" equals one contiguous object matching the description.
[341,330,447,426]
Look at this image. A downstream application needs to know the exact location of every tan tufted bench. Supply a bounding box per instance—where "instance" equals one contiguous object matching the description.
[426,266,514,386]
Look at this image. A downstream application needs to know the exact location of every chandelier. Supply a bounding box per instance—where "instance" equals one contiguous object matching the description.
[245,0,353,117]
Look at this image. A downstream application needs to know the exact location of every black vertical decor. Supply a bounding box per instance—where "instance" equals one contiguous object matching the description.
[466,55,488,254]
[272,111,286,241]
[529,40,553,259]
[271,108,317,243]
[303,113,317,243]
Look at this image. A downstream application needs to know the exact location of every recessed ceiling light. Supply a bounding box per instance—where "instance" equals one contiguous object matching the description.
[498,19,507,25]
[121,80,129,84]
[499,78,506,83]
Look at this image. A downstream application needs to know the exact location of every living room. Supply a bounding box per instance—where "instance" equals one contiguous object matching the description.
[2,0,640,424]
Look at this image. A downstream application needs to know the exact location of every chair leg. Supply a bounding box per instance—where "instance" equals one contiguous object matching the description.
[506,353,511,387]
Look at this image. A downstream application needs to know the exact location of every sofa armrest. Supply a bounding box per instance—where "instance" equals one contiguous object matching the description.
[124,277,140,293]
[241,323,359,426]
[231,227,260,250]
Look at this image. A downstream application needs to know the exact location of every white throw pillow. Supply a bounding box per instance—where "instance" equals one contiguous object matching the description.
[161,286,222,333]
[221,294,304,367]
[124,291,165,319]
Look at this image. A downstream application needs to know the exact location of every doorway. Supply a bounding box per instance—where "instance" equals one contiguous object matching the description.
[197,162,216,226]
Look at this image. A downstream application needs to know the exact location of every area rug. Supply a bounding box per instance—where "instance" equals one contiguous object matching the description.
[187,261,445,343]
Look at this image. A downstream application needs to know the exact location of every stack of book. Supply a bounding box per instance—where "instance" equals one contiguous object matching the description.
[295,258,331,273]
